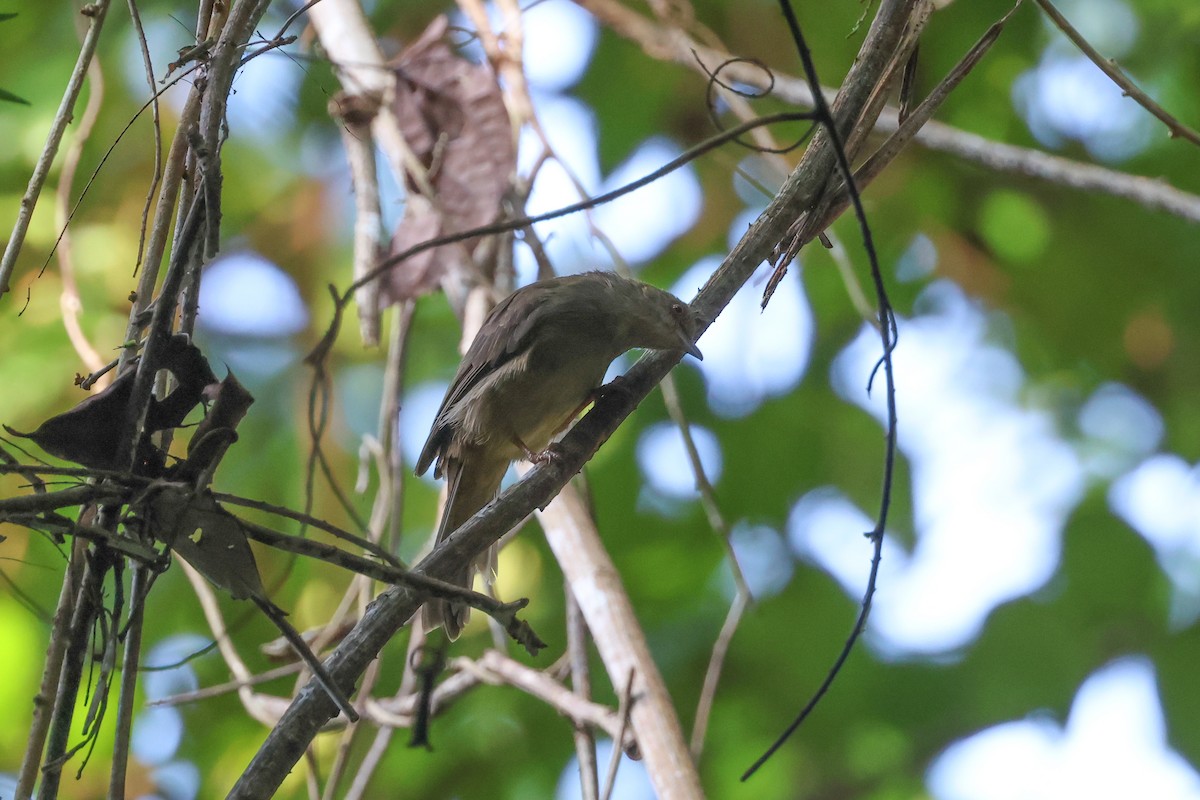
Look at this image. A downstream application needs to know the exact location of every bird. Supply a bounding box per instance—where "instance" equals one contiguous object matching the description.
[415,271,703,637]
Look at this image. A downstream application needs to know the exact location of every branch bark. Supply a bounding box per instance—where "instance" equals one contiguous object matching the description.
[0,0,111,298]
[537,482,700,796]
[229,0,919,795]
[580,0,1200,223]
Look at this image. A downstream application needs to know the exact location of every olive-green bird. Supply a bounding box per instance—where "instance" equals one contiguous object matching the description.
[416,271,704,637]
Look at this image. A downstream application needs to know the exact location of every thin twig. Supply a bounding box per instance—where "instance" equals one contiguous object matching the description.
[108,563,149,799]
[39,546,109,799]
[658,372,751,758]
[743,0,907,777]
[892,114,1200,220]
[52,41,106,378]
[458,0,532,127]
[179,560,312,728]
[342,725,396,800]
[365,664,485,727]
[380,301,415,553]
[600,669,637,800]
[303,748,321,800]
[692,591,747,758]
[124,0,164,271]
[1032,0,1200,147]
[320,632,370,800]
[240,517,542,642]
[848,1,1024,203]
[148,661,306,707]
[212,491,401,567]
[567,590,600,800]
[582,0,1200,223]
[14,537,86,799]
[121,87,202,365]
[335,93,384,345]
[0,0,112,298]
[463,651,636,749]
[821,228,876,324]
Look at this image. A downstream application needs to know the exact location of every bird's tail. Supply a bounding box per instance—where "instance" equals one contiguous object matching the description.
[422,447,509,638]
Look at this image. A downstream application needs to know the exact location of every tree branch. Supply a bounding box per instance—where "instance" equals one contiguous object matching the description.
[0,0,111,298]
[228,0,919,795]
[1032,0,1200,147]
[579,0,1200,223]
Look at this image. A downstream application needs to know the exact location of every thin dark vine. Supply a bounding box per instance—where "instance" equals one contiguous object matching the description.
[741,0,900,781]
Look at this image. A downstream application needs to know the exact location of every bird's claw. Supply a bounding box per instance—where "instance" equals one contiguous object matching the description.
[528,442,564,465]
[513,435,562,465]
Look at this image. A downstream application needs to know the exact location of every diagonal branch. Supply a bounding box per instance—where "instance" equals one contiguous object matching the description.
[1032,0,1200,147]
[228,0,919,795]
[0,0,112,298]
[580,0,1200,223]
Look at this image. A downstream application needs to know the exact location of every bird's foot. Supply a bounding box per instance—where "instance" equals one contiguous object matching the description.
[528,442,564,465]
[513,435,561,465]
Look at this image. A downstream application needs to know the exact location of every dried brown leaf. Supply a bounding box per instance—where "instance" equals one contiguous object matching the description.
[383,15,516,302]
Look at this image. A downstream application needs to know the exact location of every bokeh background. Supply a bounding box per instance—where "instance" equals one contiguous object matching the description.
[3,0,1200,797]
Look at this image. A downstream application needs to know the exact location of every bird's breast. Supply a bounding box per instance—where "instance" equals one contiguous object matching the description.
[455,336,615,456]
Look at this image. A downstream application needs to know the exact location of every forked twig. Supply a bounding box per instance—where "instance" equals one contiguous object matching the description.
[1032,0,1200,147]
[0,0,112,298]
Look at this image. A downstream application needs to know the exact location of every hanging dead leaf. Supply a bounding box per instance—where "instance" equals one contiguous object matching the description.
[383,14,516,302]
[174,370,255,482]
[148,334,221,432]
[5,365,139,470]
[144,486,361,721]
[147,485,265,601]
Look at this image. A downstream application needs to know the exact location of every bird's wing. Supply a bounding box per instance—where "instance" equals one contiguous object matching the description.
[415,283,557,475]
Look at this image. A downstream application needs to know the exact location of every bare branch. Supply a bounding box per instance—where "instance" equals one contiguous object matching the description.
[1032,0,1200,147]
[567,590,600,800]
[462,651,636,749]
[600,669,637,800]
[581,0,1200,222]
[230,0,920,792]
[14,539,87,799]
[52,47,106,378]
[658,372,751,759]
[0,0,112,298]
[538,481,699,796]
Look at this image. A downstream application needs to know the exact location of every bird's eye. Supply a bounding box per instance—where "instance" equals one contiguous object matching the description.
[671,303,684,317]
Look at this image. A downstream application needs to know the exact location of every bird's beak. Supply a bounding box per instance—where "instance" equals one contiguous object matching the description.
[679,330,703,361]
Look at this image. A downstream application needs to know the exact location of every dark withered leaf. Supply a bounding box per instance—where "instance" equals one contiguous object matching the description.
[148,486,265,601]
[148,335,220,432]
[145,485,361,721]
[386,199,443,300]
[5,367,137,470]
[175,370,255,481]
[5,336,219,471]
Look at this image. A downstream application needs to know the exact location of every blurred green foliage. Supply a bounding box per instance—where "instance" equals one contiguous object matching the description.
[3,0,1200,798]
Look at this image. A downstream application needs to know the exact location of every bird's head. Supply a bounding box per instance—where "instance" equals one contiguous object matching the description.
[621,279,704,361]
